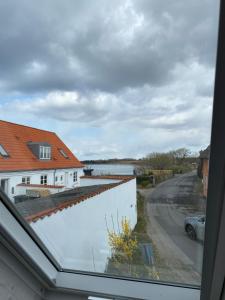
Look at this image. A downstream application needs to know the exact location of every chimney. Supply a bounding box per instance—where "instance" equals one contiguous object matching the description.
[83,168,94,176]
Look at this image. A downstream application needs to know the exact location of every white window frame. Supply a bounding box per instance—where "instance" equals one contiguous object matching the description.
[40,146,51,160]
[40,175,48,185]
[73,171,77,182]
[22,177,31,185]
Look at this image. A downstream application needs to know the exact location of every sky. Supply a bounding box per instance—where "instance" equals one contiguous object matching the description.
[0,0,220,160]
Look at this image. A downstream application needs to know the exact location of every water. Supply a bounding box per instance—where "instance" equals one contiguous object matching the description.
[85,164,135,175]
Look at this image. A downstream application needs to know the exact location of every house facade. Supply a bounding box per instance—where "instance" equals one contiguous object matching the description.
[198,145,210,198]
[0,120,84,202]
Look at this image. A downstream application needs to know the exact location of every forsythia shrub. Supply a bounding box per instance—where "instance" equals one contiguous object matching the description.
[108,217,138,262]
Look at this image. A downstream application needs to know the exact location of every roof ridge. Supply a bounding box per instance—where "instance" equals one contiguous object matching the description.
[0,119,55,134]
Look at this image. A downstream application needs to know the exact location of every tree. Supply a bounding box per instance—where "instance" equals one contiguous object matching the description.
[170,148,191,163]
[145,152,172,170]
[144,148,193,171]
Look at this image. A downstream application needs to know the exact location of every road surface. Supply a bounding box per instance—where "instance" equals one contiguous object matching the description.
[139,171,205,285]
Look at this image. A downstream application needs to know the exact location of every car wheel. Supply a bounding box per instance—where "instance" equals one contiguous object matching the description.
[186,225,197,240]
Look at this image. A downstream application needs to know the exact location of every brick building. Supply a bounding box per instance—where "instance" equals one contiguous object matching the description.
[198,145,210,198]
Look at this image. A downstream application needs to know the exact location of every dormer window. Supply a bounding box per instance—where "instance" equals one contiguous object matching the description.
[40,146,51,159]
[59,148,69,159]
[0,144,9,157]
[27,142,51,160]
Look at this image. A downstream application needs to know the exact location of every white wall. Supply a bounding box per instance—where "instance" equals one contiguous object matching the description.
[31,178,137,273]
[0,168,83,202]
[16,185,64,195]
[80,178,121,187]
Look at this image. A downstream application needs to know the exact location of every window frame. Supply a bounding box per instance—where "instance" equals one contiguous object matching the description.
[73,171,77,182]
[40,146,51,160]
[59,148,69,159]
[0,144,9,157]
[0,191,200,300]
[200,1,225,299]
[22,176,31,185]
[0,1,224,299]
[40,175,48,185]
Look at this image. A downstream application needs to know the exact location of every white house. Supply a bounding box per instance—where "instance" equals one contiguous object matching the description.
[0,120,84,202]
[16,175,137,273]
[0,120,137,273]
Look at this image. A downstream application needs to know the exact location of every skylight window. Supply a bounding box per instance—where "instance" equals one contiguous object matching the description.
[0,144,9,157]
[59,149,69,159]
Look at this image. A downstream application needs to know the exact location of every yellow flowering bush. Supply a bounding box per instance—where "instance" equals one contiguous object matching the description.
[108,217,138,262]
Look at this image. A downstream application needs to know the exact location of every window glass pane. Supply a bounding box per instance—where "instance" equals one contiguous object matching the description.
[40,146,44,159]
[59,149,69,159]
[0,144,9,157]
[0,0,219,287]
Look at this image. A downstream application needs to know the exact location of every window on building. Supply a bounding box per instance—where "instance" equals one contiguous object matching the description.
[11,187,14,194]
[60,175,63,181]
[40,175,48,185]
[73,171,77,182]
[22,177,31,184]
[59,149,69,159]
[0,144,9,157]
[55,176,58,182]
[40,146,51,159]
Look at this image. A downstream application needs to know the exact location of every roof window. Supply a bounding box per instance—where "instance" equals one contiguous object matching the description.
[0,144,9,157]
[59,149,69,159]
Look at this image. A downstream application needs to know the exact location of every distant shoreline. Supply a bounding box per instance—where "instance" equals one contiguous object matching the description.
[81,160,142,165]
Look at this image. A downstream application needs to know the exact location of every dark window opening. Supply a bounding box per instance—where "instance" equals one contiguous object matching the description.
[40,175,48,185]
[59,149,69,159]
[0,144,9,157]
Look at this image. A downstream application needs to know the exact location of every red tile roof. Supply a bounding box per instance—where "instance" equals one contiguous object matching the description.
[0,120,84,172]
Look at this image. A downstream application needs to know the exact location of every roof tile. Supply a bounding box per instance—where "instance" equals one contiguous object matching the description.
[0,120,84,172]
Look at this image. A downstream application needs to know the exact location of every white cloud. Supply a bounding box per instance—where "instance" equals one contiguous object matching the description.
[2,58,214,159]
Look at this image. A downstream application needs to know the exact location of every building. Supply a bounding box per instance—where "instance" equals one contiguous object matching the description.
[0,120,84,201]
[198,145,210,198]
[16,175,137,272]
[0,120,137,272]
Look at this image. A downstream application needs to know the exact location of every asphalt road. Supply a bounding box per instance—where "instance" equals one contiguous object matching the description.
[140,171,205,285]
[150,171,203,205]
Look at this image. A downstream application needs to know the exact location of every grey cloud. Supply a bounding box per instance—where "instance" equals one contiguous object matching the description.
[0,0,217,158]
[0,0,219,94]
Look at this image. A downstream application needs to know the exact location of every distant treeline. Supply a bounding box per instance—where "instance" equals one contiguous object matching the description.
[81,158,139,164]
[141,148,198,173]
[82,148,199,168]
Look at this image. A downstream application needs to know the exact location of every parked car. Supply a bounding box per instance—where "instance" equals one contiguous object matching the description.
[184,215,205,241]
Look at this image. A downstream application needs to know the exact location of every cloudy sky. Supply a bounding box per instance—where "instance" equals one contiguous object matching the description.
[0,0,220,159]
